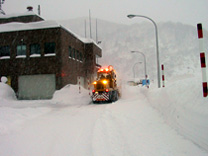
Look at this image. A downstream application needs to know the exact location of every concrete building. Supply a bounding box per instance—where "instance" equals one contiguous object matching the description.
[0,11,102,99]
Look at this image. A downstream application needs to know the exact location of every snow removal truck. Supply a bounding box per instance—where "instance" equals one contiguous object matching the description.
[92,65,119,103]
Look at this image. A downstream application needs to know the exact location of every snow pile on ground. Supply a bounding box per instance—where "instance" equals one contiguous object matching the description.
[91,88,206,156]
[0,83,91,137]
[144,74,208,151]
[52,84,91,105]
[0,83,51,136]
[0,82,16,101]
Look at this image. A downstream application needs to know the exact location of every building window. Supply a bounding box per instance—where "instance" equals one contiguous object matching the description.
[0,46,10,58]
[72,48,75,59]
[76,50,79,61]
[17,45,26,57]
[44,42,55,56]
[69,46,72,58]
[80,52,83,62]
[30,44,41,56]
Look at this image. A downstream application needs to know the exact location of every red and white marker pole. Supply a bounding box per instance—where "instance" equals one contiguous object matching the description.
[161,64,165,87]
[79,76,81,94]
[146,75,149,88]
[197,23,208,97]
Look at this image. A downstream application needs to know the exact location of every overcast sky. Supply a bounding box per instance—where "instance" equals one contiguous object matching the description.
[2,0,208,27]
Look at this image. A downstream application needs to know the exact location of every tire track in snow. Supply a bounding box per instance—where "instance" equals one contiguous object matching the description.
[91,104,131,156]
[44,104,107,156]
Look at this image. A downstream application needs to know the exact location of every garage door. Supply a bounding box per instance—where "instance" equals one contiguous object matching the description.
[18,74,56,100]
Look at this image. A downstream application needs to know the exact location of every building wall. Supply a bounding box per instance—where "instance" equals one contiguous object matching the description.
[84,43,102,81]
[0,28,62,93]
[59,28,102,88]
[59,28,85,87]
[0,25,102,99]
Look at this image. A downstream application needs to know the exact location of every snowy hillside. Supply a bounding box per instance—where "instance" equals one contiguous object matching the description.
[59,18,208,81]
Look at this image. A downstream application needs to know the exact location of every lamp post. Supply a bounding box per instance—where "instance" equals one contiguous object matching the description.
[133,61,142,79]
[131,51,148,87]
[127,14,161,88]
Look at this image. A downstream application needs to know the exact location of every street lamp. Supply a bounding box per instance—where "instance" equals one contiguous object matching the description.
[131,51,148,88]
[133,61,142,79]
[127,14,161,88]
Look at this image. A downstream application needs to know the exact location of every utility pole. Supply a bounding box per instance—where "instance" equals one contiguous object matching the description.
[89,10,92,39]
[96,19,98,43]
[38,5,41,16]
[84,20,87,38]
[0,0,6,15]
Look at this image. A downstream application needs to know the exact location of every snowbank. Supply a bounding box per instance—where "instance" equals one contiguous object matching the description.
[144,74,208,151]
[0,83,51,136]
[0,83,91,106]
[0,82,16,101]
[52,84,91,105]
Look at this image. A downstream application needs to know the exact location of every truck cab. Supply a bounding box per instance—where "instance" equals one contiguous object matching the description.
[92,65,119,103]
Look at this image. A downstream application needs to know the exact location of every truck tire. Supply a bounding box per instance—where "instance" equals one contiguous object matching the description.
[115,91,118,101]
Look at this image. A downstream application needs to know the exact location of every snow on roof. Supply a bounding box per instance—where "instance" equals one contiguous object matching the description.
[0,19,102,48]
[0,11,38,19]
[78,37,102,49]
[0,20,60,33]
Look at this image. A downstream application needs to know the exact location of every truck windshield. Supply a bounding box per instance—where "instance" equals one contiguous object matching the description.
[98,73,110,80]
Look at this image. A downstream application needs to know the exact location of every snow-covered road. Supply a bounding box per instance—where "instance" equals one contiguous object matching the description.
[0,83,207,156]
